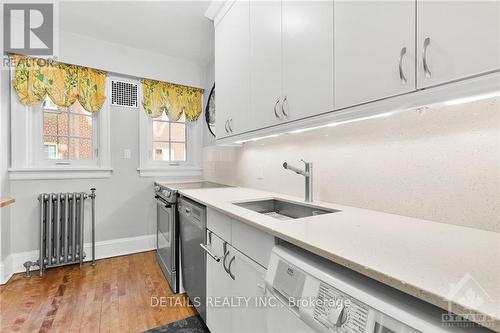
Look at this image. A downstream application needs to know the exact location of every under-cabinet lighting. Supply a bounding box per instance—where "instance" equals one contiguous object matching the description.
[288,125,329,134]
[289,111,394,134]
[327,112,394,127]
[444,91,500,106]
[234,134,280,144]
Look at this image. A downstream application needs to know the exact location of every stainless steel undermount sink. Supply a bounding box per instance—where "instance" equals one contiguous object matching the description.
[233,199,340,221]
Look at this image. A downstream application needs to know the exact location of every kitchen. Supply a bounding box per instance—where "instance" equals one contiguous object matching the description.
[0,0,499,332]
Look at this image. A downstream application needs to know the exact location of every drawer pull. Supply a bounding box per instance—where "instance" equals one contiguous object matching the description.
[274,98,281,119]
[422,37,432,78]
[227,255,235,280]
[398,47,407,85]
[281,96,289,117]
[223,249,230,273]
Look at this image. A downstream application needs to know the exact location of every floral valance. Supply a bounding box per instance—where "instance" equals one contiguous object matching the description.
[10,54,107,113]
[142,79,204,122]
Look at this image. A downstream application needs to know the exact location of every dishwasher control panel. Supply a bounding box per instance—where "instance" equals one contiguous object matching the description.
[313,282,369,333]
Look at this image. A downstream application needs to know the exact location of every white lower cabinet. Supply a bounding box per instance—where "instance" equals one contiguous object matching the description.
[228,245,268,333]
[206,208,274,333]
[206,232,233,333]
[206,234,269,333]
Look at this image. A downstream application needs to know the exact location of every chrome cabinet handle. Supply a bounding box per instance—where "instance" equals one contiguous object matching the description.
[227,255,235,280]
[200,244,220,262]
[281,96,289,117]
[224,120,229,133]
[222,249,230,273]
[398,47,407,85]
[228,118,233,133]
[423,37,432,78]
[274,98,281,119]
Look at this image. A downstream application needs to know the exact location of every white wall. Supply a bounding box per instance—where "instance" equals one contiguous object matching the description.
[58,31,204,88]
[204,97,500,233]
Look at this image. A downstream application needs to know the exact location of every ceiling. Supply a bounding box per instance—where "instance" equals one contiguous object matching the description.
[60,1,214,66]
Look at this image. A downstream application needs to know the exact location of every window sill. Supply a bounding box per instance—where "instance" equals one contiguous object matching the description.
[8,167,113,180]
[137,166,203,178]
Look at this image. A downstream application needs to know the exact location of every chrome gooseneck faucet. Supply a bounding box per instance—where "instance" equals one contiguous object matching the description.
[283,159,313,202]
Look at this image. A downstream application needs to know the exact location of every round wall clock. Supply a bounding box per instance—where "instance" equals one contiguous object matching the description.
[205,83,215,137]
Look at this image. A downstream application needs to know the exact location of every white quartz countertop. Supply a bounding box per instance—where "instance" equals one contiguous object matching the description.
[178,186,500,332]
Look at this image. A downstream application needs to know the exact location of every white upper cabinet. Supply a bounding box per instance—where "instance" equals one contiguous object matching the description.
[213,0,500,140]
[250,0,334,130]
[282,1,334,120]
[249,1,283,130]
[215,0,251,138]
[334,1,416,109]
[417,1,500,88]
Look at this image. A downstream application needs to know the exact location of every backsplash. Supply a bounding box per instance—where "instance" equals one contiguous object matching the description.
[204,97,500,233]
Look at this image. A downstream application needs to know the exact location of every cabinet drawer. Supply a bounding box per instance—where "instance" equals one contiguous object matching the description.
[231,219,275,267]
[207,208,232,241]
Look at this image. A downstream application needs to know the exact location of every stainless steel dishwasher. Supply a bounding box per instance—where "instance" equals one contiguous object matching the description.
[178,196,207,321]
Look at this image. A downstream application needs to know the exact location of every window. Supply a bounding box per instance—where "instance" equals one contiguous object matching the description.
[152,113,187,162]
[138,100,202,178]
[42,97,95,161]
[9,71,112,180]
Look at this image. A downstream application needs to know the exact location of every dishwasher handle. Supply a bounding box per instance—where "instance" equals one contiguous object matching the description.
[200,244,220,262]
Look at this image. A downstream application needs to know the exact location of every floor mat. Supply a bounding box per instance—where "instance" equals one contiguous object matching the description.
[144,315,210,333]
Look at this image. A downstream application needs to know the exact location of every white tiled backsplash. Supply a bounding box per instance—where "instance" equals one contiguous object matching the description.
[204,97,500,232]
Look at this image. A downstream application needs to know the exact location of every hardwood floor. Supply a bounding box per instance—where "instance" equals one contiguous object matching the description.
[0,251,197,333]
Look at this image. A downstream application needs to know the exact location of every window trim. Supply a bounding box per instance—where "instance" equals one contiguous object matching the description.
[137,82,202,178]
[8,68,112,180]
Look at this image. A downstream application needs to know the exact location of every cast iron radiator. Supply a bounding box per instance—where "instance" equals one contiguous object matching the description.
[23,188,96,277]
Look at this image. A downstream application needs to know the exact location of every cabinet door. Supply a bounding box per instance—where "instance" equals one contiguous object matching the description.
[215,0,251,138]
[334,1,416,109]
[250,0,283,130]
[205,232,232,333]
[227,245,268,333]
[417,1,500,88]
[282,0,334,120]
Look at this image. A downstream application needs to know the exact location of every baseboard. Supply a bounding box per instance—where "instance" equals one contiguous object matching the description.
[0,234,156,284]
[0,255,13,285]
